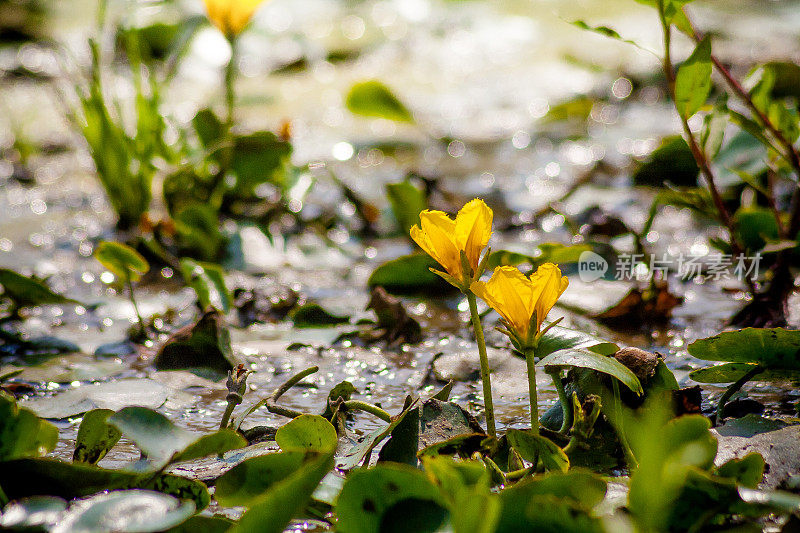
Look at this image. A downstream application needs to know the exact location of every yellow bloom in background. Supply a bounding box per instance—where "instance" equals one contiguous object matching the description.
[410,198,493,286]
[471,263,569,346]
[203,0,267,37]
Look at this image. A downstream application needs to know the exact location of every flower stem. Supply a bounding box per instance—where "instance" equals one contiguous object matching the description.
[126,275,145,339]
[466,291,496,438]
[547,369,571,434]
[224,36,237,129]
[524,347,539,434]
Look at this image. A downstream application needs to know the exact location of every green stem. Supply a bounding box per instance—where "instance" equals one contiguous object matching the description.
[547,369,571,434]
[715,366,764,425]
[126,275,145,338]
[612,379,637,469]
[224,36,238,130]
[342,401,392,422]
[524,347,539,434]
[466,291,496,438]
[219,400,237,430]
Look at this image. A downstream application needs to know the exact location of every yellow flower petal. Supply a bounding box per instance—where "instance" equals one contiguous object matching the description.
[454,198,493,271]
[528,263,569,333]
[204,0,266,36]
[418,210,460,277]
[472,266,534,341]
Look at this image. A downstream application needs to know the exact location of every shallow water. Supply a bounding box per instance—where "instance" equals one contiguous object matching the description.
[2,0,799,470]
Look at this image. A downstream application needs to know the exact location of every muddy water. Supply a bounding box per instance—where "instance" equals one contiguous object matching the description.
[1,0,799,469]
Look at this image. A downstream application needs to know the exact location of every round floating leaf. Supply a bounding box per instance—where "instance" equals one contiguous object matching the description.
[51,490,195,533]
[539,348,643,394]
[21,379,169,419]
[336,464,448,533]
[368,253,454,295]
[94,241,150,282]
[346,80,414,123]
[0,496,66,530]
[276,415,338,454]
[688,328,800,369]
[108,406,245,465]
[230,453,334,533]
[73,409,122,465]
[290,303,350,328]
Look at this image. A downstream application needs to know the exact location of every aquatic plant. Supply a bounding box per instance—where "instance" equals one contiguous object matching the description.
[410,198,497,436]
[471,264,569,433]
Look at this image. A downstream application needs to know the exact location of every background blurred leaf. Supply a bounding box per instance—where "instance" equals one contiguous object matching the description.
[346,80,414,123]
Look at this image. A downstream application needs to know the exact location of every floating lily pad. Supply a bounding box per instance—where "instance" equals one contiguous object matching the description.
[108,406,246,465]
[0,496,67,530]
[51,490,195,533]
[275,415,338,454]
[688,328,800,368]
[20,379,169,419]
[336,464,448,533]
[290,303,350,328]
[368,253,454,295]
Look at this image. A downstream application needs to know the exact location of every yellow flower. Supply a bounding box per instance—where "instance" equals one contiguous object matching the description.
[410,199,493,287]
[203,0,267,37]
[470,263,569,346]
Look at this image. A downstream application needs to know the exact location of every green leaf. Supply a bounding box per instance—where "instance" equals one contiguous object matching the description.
[0,395,58,461]
[230,452,334,533]
[0,268,75,309]
[165,516,234,533]
[275,415,338,454]
[336,464,448,533]
[215,451,311,507]
[570,20,651,53]
[179,258,231,313]
[338,399,419,470]
[674,36,712,119]
[0,458,210,510]
[108,406,245,465]
[386,180,427,236]
[53,490,195,533]
[633,136,699,187]
[539,348,643,395]
[506,429,569,473]
[192,108,224,147]
[495,470,606,532]
[536,325,619,360]
[155,310,236,373]
[290,303,350,328]
[73,409,121,465]
[94,241,149,283]
[174,204,226,263]
[733,206,779,253]
[368,253,455,295]
[691,362,800,383]
[377,405,420,466]
[345,80,414,123]
[716,453,765,488]
[229,132,294,195]
[688,328,800,369]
